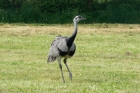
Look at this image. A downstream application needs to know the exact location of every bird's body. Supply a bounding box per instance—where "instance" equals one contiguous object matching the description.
[47,15,86,83]
[47,36,76,62]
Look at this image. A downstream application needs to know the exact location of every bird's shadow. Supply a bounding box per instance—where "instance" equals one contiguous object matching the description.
[75,78,104,83]
[85,79,103,83]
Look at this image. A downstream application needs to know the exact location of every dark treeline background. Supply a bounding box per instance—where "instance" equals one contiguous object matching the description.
[0,0,140,24]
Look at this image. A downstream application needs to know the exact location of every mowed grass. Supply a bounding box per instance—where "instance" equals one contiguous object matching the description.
[0,23,140,93]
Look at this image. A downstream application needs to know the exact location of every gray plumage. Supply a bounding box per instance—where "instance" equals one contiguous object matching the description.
[47,15,86,83]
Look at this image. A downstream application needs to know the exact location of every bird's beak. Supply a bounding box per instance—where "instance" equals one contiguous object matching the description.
[82,17,86,20]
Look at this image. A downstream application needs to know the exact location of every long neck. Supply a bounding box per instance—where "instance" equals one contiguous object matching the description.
[67,21,78,48]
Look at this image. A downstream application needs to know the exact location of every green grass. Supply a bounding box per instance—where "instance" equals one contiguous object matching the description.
[0,24,140,93]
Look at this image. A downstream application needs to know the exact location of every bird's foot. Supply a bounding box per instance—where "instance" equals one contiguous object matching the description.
[62,77,65,83]
[69,72,72,81]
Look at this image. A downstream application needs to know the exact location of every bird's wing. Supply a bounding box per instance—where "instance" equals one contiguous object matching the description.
[57,39,68,52]
[47,36,69,62]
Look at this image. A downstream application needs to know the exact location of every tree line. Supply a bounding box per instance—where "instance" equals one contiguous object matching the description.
[0,0,140,24]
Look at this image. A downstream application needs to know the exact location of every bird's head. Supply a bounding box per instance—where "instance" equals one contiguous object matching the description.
[73,15,86,23]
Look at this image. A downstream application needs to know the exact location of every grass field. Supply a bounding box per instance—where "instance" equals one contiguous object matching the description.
[0,23,140,93]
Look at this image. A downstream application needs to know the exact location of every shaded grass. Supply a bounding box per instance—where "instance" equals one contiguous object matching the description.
[0,24,140,93]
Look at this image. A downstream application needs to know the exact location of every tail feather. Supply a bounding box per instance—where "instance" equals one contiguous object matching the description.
[47,55,56,62]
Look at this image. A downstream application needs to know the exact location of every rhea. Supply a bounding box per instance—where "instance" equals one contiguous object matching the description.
[47,15,86,83]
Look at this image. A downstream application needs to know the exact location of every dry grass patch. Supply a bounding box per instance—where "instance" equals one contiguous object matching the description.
[0,23,140,35]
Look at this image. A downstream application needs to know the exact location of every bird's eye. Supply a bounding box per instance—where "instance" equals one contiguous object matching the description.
[79,16,82,18]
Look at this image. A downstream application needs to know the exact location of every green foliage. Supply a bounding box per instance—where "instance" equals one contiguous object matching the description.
[0,0,140,23]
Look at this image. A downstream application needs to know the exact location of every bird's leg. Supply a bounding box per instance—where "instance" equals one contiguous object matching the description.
[57,58,65,83]
[64,58,72,81]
